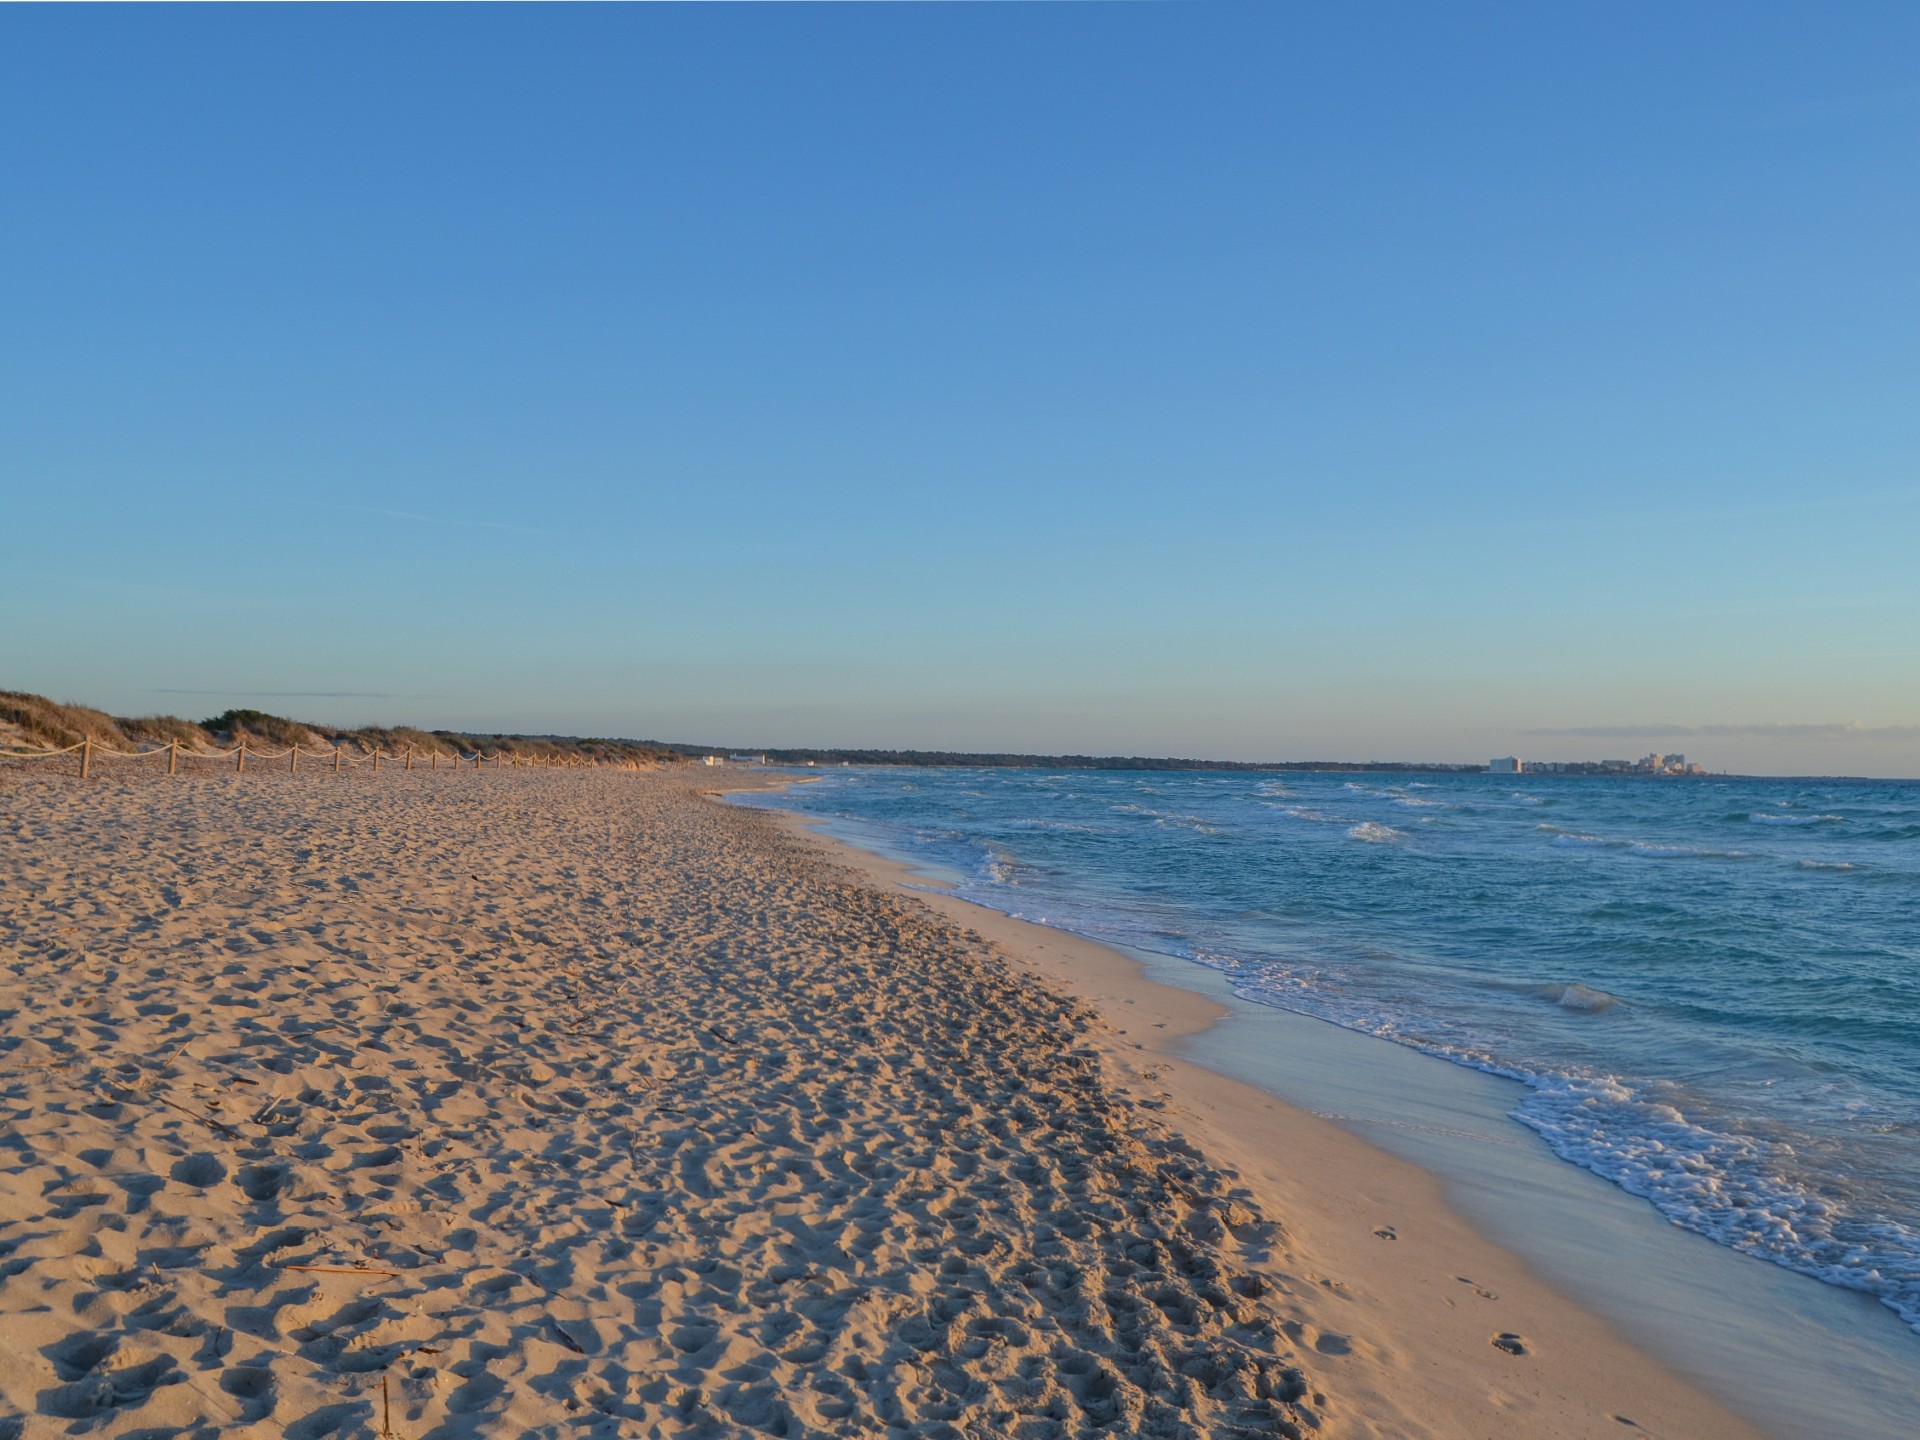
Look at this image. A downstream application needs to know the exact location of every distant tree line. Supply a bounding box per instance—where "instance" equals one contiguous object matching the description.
[654,744,1484,774]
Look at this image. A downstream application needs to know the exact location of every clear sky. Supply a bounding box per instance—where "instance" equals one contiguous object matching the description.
[4,4,1917,775]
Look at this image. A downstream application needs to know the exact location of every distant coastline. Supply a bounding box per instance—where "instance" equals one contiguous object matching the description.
[12,686,1885,779]
[0,688,1534,774]
[683,747,1488,773]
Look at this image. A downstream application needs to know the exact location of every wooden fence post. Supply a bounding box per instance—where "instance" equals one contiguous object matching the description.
[168,739,178,776]
[373,747,380,772]
[290,746,298,775]
[237,741,246,774]
[430,751,437,771]
[406,745,414,772]
[80,737,91,780]
[333,747,341,773]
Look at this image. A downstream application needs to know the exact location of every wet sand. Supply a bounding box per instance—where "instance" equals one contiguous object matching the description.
[0,767,1755,1437]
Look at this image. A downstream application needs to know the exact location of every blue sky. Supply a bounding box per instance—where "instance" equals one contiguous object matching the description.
[3,4,1917,774]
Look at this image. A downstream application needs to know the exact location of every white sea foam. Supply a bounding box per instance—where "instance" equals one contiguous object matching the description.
[1225,960,1920,1333]
[1752,812,1845,826]
[1155,814,1223,835]
[1628,841,1749,860]
[1512,1076,1920,1332]
[1548,829,1743,859]
[1512,792,1545,806]
[1348,822,1407,844]
[1280,807,1342,824]
[1548,983,1617,1012]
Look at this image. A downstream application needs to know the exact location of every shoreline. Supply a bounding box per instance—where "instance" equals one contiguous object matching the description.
[725,776,1920,1440]
[718,779,1765,1440]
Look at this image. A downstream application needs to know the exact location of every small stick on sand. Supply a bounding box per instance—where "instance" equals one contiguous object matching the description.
[154,1095,240,1139]
[147,1037,193,1076]
[282,1263,406,1277]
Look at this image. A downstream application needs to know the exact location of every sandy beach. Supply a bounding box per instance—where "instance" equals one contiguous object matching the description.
[0,766,1758,1438]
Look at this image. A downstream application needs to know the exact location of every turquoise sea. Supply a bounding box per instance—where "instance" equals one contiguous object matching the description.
[739,767,1920,1336]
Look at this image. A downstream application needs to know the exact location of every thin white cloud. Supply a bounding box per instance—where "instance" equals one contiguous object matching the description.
[1526,722,1920,741]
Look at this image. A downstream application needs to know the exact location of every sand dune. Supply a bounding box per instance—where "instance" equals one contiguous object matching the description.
[0,769,1329,1438]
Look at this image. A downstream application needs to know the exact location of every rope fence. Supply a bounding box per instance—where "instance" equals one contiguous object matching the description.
[0,737,647,780]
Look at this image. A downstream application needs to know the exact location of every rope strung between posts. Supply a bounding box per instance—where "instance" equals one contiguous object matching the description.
[0,742,89,760]
[5,744,499,763]
[1,737,566,777]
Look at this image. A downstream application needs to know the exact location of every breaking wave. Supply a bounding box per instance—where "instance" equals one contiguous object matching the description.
[1347,821,1407,844]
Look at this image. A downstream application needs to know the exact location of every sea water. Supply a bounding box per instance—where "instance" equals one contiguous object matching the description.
[739,767,1920,1336]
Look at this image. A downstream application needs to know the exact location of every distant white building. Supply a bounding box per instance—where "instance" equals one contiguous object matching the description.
[1488,756,1523,774]
[1637,753,1689,775]
[701,755,724,767]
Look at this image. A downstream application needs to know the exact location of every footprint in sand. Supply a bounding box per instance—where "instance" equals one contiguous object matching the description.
[1371,1225,1396,1240]
[1492,1332,1527,1356]
[1456,1275,1498,1300]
